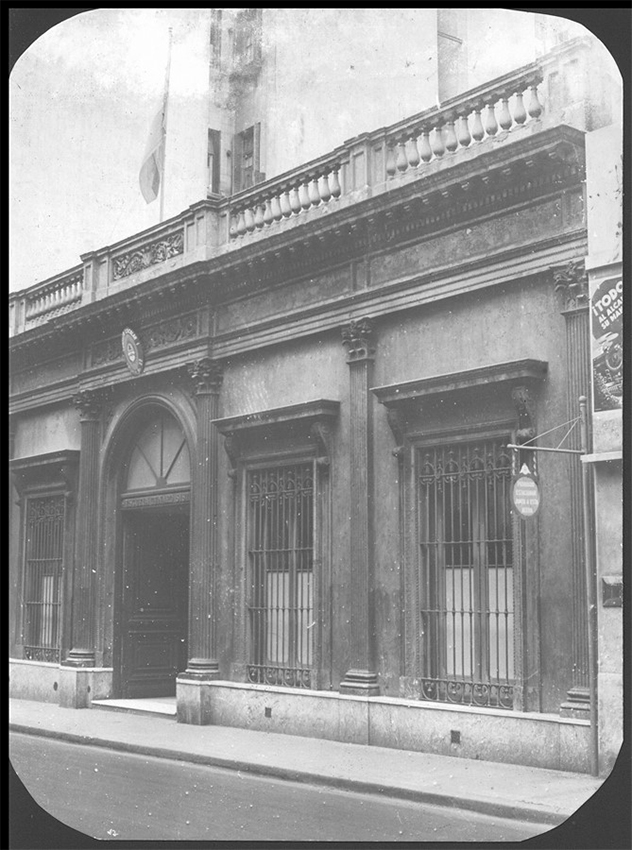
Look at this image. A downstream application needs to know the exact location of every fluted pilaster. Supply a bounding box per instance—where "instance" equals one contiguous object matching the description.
[65,389,106,667]
[554,261,592,715]
[340,319,379,695]
[182,358,223,679]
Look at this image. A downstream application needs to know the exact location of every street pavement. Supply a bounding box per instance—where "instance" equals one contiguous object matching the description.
[8,698,610,833]
[10,733,547,842]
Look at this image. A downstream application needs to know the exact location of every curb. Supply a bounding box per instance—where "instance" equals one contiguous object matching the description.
[10,723,566,826]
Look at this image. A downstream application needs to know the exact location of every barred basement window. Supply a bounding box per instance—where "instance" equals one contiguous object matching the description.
[22,496,66,663]
[416,439,514,709]
[247,463,314,688]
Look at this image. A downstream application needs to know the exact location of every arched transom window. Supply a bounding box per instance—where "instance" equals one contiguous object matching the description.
[125,413,190,492]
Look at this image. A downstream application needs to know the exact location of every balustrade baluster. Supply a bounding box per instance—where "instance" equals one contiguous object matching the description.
[527,85,542,119]
[308,177,321,206]
[280,190,292,218]
[329,169,342,198]
[456,114,471,147]
[299,182,311,210]
[484,103,498,136]
[319,173,332,203]
[444,119,458,152]
[244,207,256,232]
[229,216,238,238]
[386,145,397,177]
[263,199,274,226]
[406,136,420,168]
[271,195,283,221]
[290,185,302,214]
[419,130,432,163]
[236,210,247,236]
[254,203,265,229]
[471,108,485,142]
[498,97,512,130]
[396,141,408,173]
[430,126,445,158]
[512,91,527,125]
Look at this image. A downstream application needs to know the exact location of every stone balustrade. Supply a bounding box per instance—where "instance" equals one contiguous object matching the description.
[228,158,343,239]
[19,268,84,330]
[10,40,595,338]
[383,66,544,178]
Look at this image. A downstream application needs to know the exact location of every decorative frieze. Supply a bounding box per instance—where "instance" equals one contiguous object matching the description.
[91,313,199,368]
[92,338,121,367]
[112,232,184,280]
[145,314,198,351]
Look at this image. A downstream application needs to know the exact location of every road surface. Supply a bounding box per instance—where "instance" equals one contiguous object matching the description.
[10,732,548,843]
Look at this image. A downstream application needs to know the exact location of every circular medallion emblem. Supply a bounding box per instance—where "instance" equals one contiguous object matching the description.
[121,328,144,375]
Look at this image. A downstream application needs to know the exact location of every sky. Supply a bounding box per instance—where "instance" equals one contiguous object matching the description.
[9,9,212,293]
[8,8,625,295]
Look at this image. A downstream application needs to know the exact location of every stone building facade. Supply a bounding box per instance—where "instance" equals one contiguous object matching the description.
[9,14,622,776]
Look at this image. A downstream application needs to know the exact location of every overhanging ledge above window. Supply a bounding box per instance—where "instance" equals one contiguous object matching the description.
[371,359,548,445]
[10,450,80,498]
[212,399,340,473]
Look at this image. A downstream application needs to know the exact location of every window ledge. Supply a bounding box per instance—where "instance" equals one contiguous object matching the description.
[212,399,340,435]
[371,359,548,407]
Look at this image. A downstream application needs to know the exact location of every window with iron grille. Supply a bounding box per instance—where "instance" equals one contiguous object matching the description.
[415,439,514,709]
[247,463,314,688]
[22,496,66,662]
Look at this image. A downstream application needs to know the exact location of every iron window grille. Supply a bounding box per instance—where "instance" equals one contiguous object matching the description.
[246,462,314,688]
[22,495,66,663]
[415,439,514,709]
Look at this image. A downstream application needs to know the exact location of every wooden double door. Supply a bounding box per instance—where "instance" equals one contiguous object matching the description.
[119,509,189,698]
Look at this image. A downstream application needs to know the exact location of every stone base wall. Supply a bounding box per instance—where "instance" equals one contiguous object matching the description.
[9,659,113,707]
[176,679,593,773]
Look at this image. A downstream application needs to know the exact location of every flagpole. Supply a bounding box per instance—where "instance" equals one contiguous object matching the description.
[159,28,173,223]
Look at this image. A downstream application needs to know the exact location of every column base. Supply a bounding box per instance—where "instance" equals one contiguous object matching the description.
[179,658,222,681]
[339,668,380,696]
[64,649,96,668]
[560,686,591,718]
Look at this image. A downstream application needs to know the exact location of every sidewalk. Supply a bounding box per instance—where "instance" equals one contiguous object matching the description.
[9,697,604,827]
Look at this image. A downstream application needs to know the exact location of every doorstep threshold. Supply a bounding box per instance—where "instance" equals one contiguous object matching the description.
[91,698,177,717]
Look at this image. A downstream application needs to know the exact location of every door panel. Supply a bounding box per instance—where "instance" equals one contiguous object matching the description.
[121,511,189,698]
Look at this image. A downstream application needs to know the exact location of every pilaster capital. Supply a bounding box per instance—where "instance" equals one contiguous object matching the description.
[342,317,376,362]
[552,260,589,312]
[187,357,223,395]
[73,389,107,421]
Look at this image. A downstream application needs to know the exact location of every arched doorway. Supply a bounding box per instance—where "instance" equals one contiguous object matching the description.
[116,409,191,698]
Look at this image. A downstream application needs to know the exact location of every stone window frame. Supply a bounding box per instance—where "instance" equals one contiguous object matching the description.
[10,451,80,663]
[372,359,548,712]
[213,400,339,691]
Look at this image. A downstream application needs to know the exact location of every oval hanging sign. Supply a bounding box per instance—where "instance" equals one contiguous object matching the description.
[512,467,541,518]
[121,327,145,375]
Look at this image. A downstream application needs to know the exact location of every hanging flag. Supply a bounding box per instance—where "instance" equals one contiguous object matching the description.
[139,100,166,203]
[139,30,172,206]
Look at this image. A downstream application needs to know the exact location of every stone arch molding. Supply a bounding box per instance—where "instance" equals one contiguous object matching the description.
[96,390,197,673]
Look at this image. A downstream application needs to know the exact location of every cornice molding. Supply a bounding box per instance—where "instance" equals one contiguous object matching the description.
[10,126,586,360]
